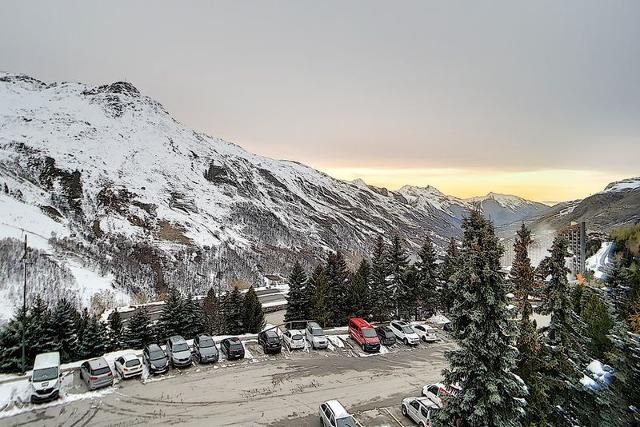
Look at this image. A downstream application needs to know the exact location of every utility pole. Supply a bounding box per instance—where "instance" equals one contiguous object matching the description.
[21,235,28,375]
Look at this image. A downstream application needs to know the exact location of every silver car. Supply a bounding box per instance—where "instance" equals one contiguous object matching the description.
[79,357,113,390]
[306,322,328,349]
[401,396,441,427]
[166,335,192,368]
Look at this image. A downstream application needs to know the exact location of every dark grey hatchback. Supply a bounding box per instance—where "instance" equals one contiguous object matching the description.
[194,335,219,363]
[143,343,169,374]
[221,337,245,360]
[375,326,396,346]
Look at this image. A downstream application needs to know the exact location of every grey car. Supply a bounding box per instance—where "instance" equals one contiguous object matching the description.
[79,357,113,390]
[193,334,219,364]
[166,335,192,368]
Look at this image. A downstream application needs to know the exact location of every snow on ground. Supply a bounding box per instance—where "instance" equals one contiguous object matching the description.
[326,335,345,349]
[586,241,615,280]
[602,177,640,193]
[581,360,614,391]
[427,314,450,324]
[66,260,130,308]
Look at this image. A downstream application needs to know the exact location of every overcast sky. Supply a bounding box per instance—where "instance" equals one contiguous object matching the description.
[1,1,639,202]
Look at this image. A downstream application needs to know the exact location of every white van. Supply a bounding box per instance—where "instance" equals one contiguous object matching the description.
[30,352,61,403]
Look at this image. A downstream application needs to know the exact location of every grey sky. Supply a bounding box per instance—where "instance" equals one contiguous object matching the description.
[1,1,639,199]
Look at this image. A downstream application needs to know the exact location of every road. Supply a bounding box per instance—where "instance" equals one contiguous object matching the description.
[119,288,287,325]
[4,338,453,426]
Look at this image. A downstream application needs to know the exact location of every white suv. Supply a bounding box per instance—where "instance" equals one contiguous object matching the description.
[390,320,420,345]
[401,396,441,427]
[283,329,306,350]
[319,400,357,427]
[413,324,438,342]
[306,322,328,349]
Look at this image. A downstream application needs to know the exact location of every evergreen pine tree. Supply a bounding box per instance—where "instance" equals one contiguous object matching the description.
[80,316,107,358]
[124,307,154,348]
[158,287,185,340]
[581,292,613,359]
[349,259,371,319]
[49,298,79,362]
[386,235,409,318]
[398,266,418,320]
[325,251,351,326]
[537,236,592,425]
[440,237,460,313]
[242,287,265,333]
[76,308,91,359]
[27,296,55,358]
[201,288,221,335]
[223,287,244,335]
[285,261,309,323]
[607,256,632,319]
[370,236,390,321]
[183,294,205,339]
[415,237,439,319]
[310,265,331,327]
[0,309,27,372]
[107,309,125,351]
[438,211,526,426]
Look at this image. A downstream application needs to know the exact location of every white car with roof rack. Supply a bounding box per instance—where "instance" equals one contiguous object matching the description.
[401,396,442,427]
[389,320,420,345]
[319,400,357,427]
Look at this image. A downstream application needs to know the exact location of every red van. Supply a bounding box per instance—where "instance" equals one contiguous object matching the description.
[348,318,380,353]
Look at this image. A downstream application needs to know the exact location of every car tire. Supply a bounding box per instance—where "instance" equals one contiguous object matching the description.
[404,338,409,345]
[401,405,408,416]
[419,422,426,427]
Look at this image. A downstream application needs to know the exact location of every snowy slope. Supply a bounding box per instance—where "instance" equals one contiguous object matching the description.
[466,192,549,226]
[601,177,640,193]
[0,72,474,306]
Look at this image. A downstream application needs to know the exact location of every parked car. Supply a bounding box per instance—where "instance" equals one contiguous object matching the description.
[258,329,282,354]
[283,329,306,350]
[30,352,61,403]
[193,334,219,364]
[79,357,113,391]
[390,320,420,345]
[221,337,245,360]
[401,396,441,427]
[306,321,329,349]
[166,335,192,368]
[143,343,169,374]
[413,324,438,342]
[375,326,397,346]
[443,321,453,332]
[114,353,143,379]
[348,317,380,352]
[422,382,461,407]
[319,400,357,427]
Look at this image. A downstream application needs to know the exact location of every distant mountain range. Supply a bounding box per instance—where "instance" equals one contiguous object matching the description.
[0,72,637,316]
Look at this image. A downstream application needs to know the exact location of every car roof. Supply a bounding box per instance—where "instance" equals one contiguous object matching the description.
[227,337,241,343]
[169,335,186,343]
[325,400,351,418]
[198,334,213,340]
[308,321,321,328]
[33,352,60,369]
[349,317,372,327]
[87,357,109,369]
[147,343,162,351]
[263,329,278,337]
[122,353,139,361]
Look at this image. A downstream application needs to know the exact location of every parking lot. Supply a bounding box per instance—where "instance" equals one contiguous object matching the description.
[1,327,455,426]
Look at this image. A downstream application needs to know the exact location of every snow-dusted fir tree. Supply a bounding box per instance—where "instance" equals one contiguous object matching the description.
[349,259,372,318]
[50,298,79,362]
[183,294,205,339]
[75,308,91,358]
[124,307,154,348]
[201,288,221,335]
[325,251,351,326]
[370,236,389,321]
[439,210,526,427]
[310,265,330,327]
[607,256,632,319]
[107,309,125,351]
[158,287,185,340]
[415,236,439,318]
[285,261,309,322]
[0,310,26,372]
[537,236,591,425]
[439,237,460,313]
[79,316,107,358]
[223,287,244,335]
[510,224,545,425]
[386,235,409,318]
[242,287,265,333]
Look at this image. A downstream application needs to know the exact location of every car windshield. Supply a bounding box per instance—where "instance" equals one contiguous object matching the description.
[402,326,414,334]
[268,336,280,343]
[199,338,215,348]
[173,343,189,352]
[150,351,165,361]
[125,359,140,367]
[32,367,58,382]
[312,327,324,336]
[337,416,357,427]
[92,366,111,376]
[229,343,244,351]
[362,328,377,338]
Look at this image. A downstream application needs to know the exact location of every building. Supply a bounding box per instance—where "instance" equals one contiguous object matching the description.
[558,221,586,277]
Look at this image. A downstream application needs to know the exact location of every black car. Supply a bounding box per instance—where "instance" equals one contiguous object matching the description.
[375,326,396,346]
[221,337,245,360]
[193,335,219,364]
[143,343,169,374]
[258,329,282,354]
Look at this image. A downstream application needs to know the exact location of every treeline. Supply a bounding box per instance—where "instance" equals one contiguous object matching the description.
[0,286,265,373]
[285,235,456,327]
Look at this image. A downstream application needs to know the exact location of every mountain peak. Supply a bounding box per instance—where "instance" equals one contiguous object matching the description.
[82,81,140,97]
[602,177,640,193]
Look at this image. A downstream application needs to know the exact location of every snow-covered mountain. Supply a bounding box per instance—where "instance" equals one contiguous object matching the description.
[465,192,549,226]
[0,72,556,319]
